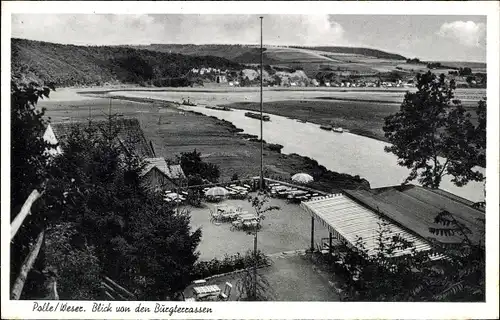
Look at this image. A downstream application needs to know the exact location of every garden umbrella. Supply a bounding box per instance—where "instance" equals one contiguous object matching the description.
[291,173,314,184]
[205,186,230,197]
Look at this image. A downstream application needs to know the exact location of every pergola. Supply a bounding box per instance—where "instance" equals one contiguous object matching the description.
[300,194,433,257]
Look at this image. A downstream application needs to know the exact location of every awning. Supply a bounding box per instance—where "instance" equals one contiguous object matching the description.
[300,194,432,257]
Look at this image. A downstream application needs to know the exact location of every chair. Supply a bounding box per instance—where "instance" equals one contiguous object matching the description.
[230,220,243,231]
[219,282,232,301]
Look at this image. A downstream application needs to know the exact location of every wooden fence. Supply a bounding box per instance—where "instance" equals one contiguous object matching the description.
[10,189,58,300]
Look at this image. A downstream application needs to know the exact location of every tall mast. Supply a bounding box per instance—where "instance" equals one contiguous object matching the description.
[259,16,264,191]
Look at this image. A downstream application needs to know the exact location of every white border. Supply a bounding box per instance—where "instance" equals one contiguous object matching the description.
[2,1,499,319]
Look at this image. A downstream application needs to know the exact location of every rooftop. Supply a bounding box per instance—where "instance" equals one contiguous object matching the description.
[343,184,485,245]
[300,194,433,257]
[50,118,154,158]
[141,158,186,180]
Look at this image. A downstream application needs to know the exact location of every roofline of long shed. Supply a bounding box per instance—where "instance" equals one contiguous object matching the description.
[341,189,436,248]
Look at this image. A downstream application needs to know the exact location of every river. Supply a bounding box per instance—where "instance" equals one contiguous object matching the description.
[109,90,485,203]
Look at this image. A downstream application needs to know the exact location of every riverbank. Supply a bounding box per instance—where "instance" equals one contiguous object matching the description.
[226,100,399,142]
[96,87,484,143]
[39,95,370,193]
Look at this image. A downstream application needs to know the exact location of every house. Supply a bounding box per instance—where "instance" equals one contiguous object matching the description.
[216,74,227,83]
[42,123,63,156]
[140,158,186,192]
[44,118,155,158]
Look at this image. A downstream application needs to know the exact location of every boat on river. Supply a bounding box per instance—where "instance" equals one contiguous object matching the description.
[245,112,270,121]
[297,119,307,123]
[206,105,232,111]
[320,125,332,131]
[332,127,344,133]
[182,99,196,106]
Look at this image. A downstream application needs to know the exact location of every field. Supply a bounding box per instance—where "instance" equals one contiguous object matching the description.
[38,92,366,190]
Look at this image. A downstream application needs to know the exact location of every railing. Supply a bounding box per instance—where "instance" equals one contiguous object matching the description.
[100,276,136,301]
[10,189,58,300]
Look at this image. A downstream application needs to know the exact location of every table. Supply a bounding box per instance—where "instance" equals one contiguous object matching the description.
[193,284,221,299]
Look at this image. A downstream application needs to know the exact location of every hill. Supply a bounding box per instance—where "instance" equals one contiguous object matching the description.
[291,46,407,60]
[131,44,406,62]
[11,38,243,87]
[129,44,408,78]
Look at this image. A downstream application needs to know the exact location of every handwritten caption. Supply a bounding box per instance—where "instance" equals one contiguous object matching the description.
[33,302,213,316]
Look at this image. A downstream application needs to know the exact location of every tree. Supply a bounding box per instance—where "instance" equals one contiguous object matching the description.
[332,212,485,302]
[11,81,56,214]
[43,118,202,300]
[178,149,220,184]
[236,258,274,301]
[10,82,58,299]
[383,72,485,188]
[459,67,472,76]
[245,193,279,300]
[44,222,102,299]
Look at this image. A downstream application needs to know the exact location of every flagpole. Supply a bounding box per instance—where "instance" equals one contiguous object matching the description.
[259,16,264,191]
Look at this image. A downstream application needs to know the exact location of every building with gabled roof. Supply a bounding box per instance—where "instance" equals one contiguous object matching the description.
[140,158,186,192]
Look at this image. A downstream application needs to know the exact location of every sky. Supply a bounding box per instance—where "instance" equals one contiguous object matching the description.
[11,14,487,62]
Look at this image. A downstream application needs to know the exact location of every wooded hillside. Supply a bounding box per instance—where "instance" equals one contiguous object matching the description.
[11,38,243,87]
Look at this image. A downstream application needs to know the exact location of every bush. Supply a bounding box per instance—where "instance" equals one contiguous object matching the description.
[191,250,269,280]
[265,143,283,153]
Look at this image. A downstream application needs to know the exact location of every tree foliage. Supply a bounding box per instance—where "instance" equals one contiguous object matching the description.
[10,82,60,297]
[243,192,280,300]
[10,81,56,214]
[383,72,485,188]
[39,116,202,300]
[236,264,275,301]
[12,38,243,87]
[178,149,220,184]
[328,213,485,302]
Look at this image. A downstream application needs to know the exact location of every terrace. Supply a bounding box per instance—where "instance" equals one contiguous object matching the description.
[187,188,329,261]
[180,179,342,301]
[178,177,482,301]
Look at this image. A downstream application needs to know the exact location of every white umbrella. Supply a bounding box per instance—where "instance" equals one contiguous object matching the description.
[291,173,314,184]
[205,186,230,197]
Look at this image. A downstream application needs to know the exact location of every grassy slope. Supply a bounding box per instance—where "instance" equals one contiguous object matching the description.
[291,46,407,60]
[133,44,406,61]
[40,97,368,192]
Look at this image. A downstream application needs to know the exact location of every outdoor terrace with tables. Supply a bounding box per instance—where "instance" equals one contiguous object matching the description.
[186,193,329,261]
